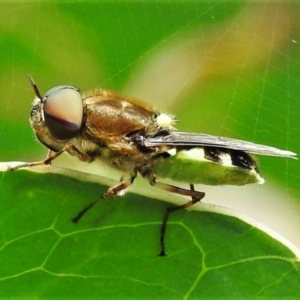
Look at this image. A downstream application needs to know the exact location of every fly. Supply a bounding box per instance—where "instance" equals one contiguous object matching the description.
[9,75,297,256]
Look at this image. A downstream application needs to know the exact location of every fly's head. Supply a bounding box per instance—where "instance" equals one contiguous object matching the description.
[28,75,83,151]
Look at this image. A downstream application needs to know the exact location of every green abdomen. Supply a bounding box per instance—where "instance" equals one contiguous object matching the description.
[154,147,264,186]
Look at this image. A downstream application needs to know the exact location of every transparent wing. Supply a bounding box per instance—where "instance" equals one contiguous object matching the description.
[144,132,297,158]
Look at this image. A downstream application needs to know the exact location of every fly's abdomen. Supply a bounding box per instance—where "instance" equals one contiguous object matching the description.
[154,147,264,186]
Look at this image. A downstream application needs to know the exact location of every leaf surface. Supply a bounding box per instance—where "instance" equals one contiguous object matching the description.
[0,168,299,299]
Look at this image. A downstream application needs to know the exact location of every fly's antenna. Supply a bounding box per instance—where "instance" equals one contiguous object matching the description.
[28,74,43,100]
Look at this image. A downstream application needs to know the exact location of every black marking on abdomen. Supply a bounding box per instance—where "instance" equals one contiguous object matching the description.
[204,147,223,163]
[230,150,255,170]
[204,147,262,174]
[230,149,263,177]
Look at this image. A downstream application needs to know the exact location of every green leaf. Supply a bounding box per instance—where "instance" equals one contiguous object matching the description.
[0,165,300,299]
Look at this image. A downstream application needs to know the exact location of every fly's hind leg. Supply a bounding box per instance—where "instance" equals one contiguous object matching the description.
[144,173,205,256]
[71,172,137,224]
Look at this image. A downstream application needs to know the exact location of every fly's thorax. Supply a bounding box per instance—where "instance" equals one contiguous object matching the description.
[82,89,177,140]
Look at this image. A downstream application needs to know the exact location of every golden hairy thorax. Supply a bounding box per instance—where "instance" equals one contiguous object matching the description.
[83,89,174,146]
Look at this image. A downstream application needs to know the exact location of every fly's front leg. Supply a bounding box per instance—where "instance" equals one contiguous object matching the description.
[71,172,137,224]
[47,149,53,159]
[7,144,92,171]
[144,173,205,256]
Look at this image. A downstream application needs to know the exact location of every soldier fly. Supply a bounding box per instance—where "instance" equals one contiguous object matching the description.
[9,75,297,256]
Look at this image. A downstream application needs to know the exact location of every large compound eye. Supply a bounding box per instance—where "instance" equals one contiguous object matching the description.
[43,86,83,140]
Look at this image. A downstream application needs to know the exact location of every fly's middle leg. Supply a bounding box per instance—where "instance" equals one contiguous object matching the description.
[71,173,136,224]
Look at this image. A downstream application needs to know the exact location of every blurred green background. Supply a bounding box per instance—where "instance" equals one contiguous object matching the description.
[0,2,299,219]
